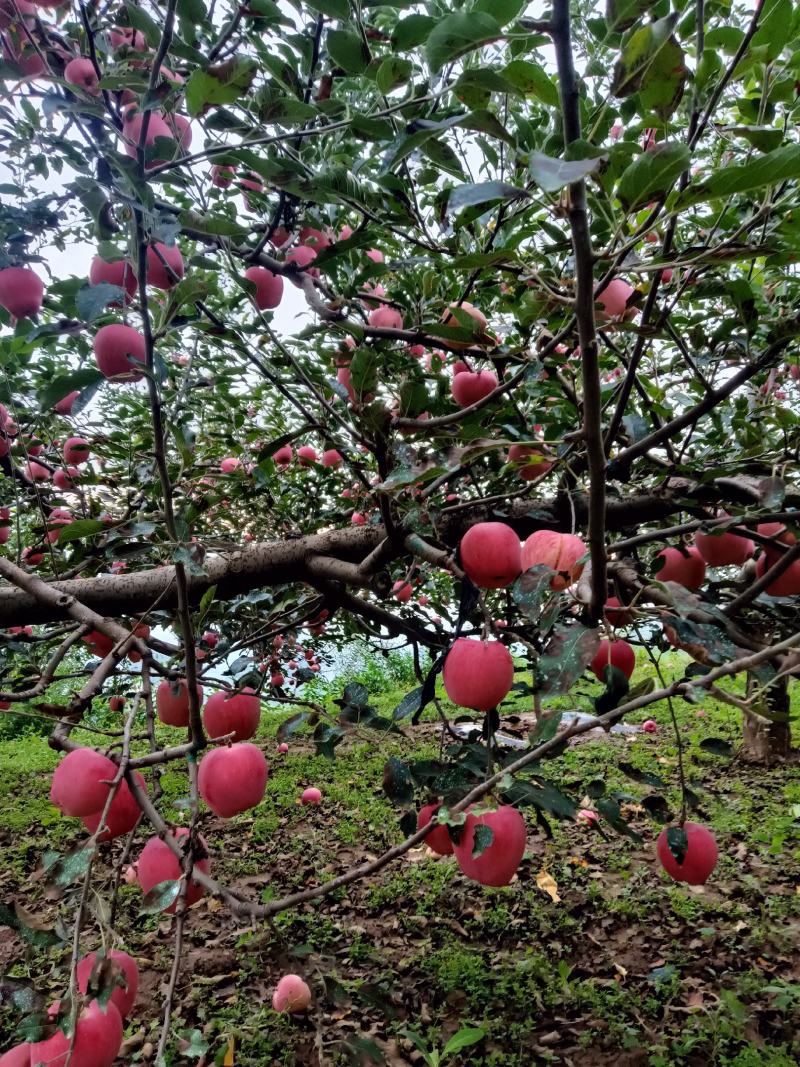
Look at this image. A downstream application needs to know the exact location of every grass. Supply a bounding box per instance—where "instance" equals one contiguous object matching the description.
[0,649,799,1064]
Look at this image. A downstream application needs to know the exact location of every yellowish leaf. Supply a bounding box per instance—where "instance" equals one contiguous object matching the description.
[535,869,560,903]
[223,1036,234,1066]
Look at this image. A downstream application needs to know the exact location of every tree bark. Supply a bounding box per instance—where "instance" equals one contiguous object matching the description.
[742,676,792,764]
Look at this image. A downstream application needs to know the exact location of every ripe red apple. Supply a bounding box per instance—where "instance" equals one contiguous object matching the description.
[50,748,118,817]
[322,448,342,468]
[507,444,553,481]
[89,255,137,303]
[301,786,322,805]
[596,278,636,320]
[203,687,261,741]
[273,444,292,465]
[220,457,241,474]
[109,26,147,50]
[28,999,123,1067]
[451,369,498,407]
[365,247,383,263]
[272,974,312,1013]
[590,639,635,681]
[54,389,80,415]
[0,0,35,29]
[351,511,366,525]
[694,520,754,566]
[754,553,800,596]
[198,742,268,817]
[459,522,521,589]
[757,521,797,566]
[441,301,487,349]
[64,56,100,95]
[211,163,235,187]
[521,530,587,591]
[604,596,633,626]
[21,545,44,566]
[297,445,317,466]
[121,108,176,163]
[654,546,706,589]
[63,436,90,465]
[24,460,50,481]
[76,949,138,1020]
[656,822,718,885]
[393,580,412,603]
[53,466,79,490]
[156,678,204,728]
[277,742,289,753]
[0,1043,30,1067]
[0,266,43,319]
[109,695,125,712]
[442,638,514,711]
[137,828,210,911]
[244,265,284,310]
[642,719,658,733]
[285,244,319,283]
[417,802,454,855]
[453,805,527,886]
[368,305,404,329]
[82,628,114,657]
[270,672,284,687]
[94,324,146,381]
[2,35,46,79]
[146,242,184,289]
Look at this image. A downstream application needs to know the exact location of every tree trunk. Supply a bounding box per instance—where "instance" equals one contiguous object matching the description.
[742,675,792,764]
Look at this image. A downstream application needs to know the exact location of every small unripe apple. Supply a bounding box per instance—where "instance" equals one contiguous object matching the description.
[76,949,138,1020]
[453,805,526,886]
[521,530,587,591]
[146,242,184,289]
[64,56,101,95]
[272,974,311,1013]
[137,828,210,911]
[244,265,284,310]
[442,638,514,711]
[94,324,146,382]
[203,688,261,741]
[0,266,43,319]
[50,748,118,817]
[301,786,322,804]
[451,369,498,407]
[656,822,718,885]
[459,522,521,589]
[198,743,268,817]
[654,546,706,590]
[417,801,453,855]
[368,305,404,329]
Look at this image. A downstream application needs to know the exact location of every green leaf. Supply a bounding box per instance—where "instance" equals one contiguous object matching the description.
[502,59,560,107]
[327,29,370,74]
[39,369,104,411]
[642,794,672,824]
[606,0,651,32]
[382,756,415,803]
[528,711,563,747]
[616,142,691,210]
[751,0,793,62]
[675,144,800,209]
[597,797,643,841]
[197,583,216,623]
[512,565,556,624]
[342,682,369,708]
[537,624,601,696]
[57,519,106,544]
[719,125,784,153]
[502,779,577,820]
[471,822,494,858]
[375,57,413,94]
[123,3,163,47]
[448,181,528,212]
[424,12,502,74]
[43,845,95,887]
[76,283,126,323]
[277,712,309,741]
[392,14,437,51]
[392,685,423,721]
[666,825,688,864]
[528,150,604,193]
[611,15,687,119]
[141,879,181,913]
[442,1027,486,1059]
[618,762,666,789]
[185,58,259,118]
[307,0,350,17]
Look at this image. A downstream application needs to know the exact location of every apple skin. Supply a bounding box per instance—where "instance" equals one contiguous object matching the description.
[156,678,204,728]
[277,742,289,753]
[220,457,241,474]
[417,802,454,855]
[0,266,43,319]
[694,523,754,566]
[297,445,317,466]
[89,255,138,303]
[50,748,118,817]
[656,822,718,885]
[392,580,412,603]
[301,786,322,804]
[244,265,284,310]
[121,107,176,163]
[109,696,125,712]
[368,305,404,330]
[754,553,800,596]
[596,278,636,320]
[109,26,147,49]
[757,522,797,567]
[53,467,79,490]
[451,369,498,407]
[590,639,635,681]
[0,1043,30,1067]
[28,999,123,1067]
[440,301,487,349]
[442,638,514,711]
[63,437,90,465]
[272,974,312,1013]
[64,56,101,95]
[93,324,146,381]
[642,719,658,733]
[146,242,184,289]
[459,522,521,589]
[285,244,319,283]
[137,827,210,912]
[54,389,80,415]
[76,949,139,1020]
[198,743,268,818]
[604,596,633,626]
[322,448,342,467]
[453,805,527,886]
[521,530,587,591]
[24,460,50,481]
[81,772,146,841]
[272,444,292,465]
[211,164,235,187]
[203,688,261,741]
[654,546,706,590]
[507,444,553,481]
[0,0,36,29]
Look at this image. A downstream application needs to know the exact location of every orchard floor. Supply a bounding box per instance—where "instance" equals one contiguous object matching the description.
[1,662,800,1067]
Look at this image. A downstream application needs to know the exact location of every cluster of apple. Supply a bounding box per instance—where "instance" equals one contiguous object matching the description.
[258,628,324,688]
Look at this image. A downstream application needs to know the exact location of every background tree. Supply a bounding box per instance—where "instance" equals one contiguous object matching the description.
[0,0,799,1061]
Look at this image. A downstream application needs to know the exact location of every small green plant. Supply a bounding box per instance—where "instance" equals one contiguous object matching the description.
[399,1025,486,1067]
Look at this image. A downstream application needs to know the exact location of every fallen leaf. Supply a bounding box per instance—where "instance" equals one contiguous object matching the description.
[223,1036,234,1065]
[535,869,561,903]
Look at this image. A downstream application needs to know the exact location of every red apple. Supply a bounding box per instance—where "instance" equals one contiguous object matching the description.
[0,266,43,319]
[64,56,100,95]
[94,324,146,381]
[351,511,366,525]
[754,553,800,596]
[198,743,268,817]
[272,974,311,1013]
[211,163,235,187]
[54,389,80,415]
[642,719,658,733]
[301,786,322,804]
[24,460,50,481]
[453,805,526,886]
[203,688,261,741]
[656,822,718,885]
[244,265,283,310]
[440,301,487,349]
[654,546,706,590]
[90,256,138,304]
[121,108,176,163]
[368,305,404,329]
[297,445,317,466]
[322,448,342,467]
[273,444,292,465]
[590,639,635,681]
[459,522,521,589]
[53,467,79,490]
[156,678,204,727]
[109,26,147,50]
[694,520,754,566]
[109,695,125,712]
[417,801,454,855]
[76,949,138,1020]
[393,580,412,603]
[220,457,241,473]
[50,748,118,817]
[63,436,90,465]
[757,522,797,566]
[137,828,210,911]
[277,742,289,753]
[521,530,587,591]
[146,242,184,289]
[442,638,514,711]
[604,596,633,626]
[0,1044,30,1067]
[28,999,122,1067]
[507,444,553,481]
[285,244,319,283]
[596,278,636,320]
[451,369,498,407]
